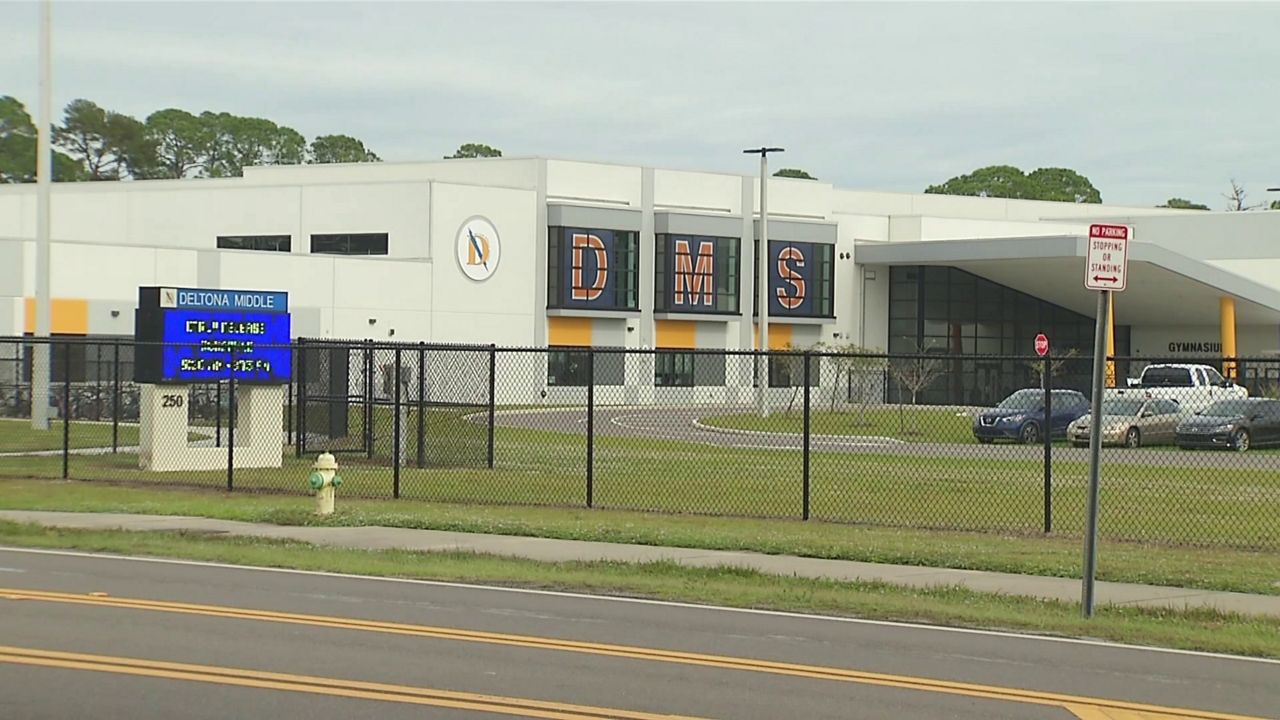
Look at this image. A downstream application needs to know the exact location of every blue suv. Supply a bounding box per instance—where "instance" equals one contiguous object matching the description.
[973,389,1090,444]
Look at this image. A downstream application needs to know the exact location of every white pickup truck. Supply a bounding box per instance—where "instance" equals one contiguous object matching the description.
[1106,363,1248,414]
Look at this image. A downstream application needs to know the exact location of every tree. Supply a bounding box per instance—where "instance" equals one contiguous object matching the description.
[141,108,211,179]
[812,341,887,429]
[1159,198,1210,210]
[773,168,816,180]
[52,99,148,180]
[446,142,502,159]
[1026,167,1102,203]
[1223,179,1264,211]
[889,345,945,434]
[309,134,380,164]
[201,112,306,177]
[1024,347,1081,387]
[1271,200,1280,211]
[0,95,86,182]
[925,165,1102,203]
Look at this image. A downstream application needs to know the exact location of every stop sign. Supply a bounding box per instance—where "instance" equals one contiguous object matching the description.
[1034,333,1049,357]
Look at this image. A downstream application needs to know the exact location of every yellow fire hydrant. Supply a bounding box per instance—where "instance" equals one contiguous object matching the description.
[308,452,342,515]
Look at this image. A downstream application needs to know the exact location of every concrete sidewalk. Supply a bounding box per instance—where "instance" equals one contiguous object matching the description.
[3,509,1278,618]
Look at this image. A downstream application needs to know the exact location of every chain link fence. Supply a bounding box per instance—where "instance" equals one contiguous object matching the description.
[3,336,1278,550]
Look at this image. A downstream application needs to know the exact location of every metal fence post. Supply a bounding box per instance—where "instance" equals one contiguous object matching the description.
[61,341,70,479]
[1043,353,1053,534]
[586,348,595,508]
[296,338,306,458]
[215,380,223,448]
[364,340,373,460]
[287,345,294,447]
[227,346,236,492]
[111,339,120,454]
[802,351,811,521]
[393,347,402,499]
[416,342,426,468]
[487,345,497,470]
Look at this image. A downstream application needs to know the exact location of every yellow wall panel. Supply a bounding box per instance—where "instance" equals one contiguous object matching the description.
[547,317,593,346]
[24,298,89,335]
[655,320,697,349]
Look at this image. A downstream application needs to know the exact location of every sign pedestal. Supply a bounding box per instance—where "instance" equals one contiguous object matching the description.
[138,385,284,472]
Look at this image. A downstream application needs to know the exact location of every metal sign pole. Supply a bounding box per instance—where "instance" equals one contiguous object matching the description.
[1081,289,1110,617]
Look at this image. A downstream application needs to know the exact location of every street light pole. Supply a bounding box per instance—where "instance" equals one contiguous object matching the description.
[32,0,53,431]
[743,147,784,418]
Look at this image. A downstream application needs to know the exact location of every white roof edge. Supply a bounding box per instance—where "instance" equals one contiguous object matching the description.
[855,236,1280,312]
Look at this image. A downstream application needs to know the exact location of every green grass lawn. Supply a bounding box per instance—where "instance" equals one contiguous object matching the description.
[2,418,1276,551]
[2,477,1277,596]
[0,418,211,453]
[701,406,979,443]
[0,418,140,452]
[2,520,1277,658]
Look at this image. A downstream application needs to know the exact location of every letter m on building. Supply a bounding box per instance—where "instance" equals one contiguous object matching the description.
[673,239,715,307]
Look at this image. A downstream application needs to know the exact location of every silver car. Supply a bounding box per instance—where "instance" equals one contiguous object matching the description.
[1068,397,1182,448]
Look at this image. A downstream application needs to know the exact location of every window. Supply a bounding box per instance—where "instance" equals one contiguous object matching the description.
[546,348,626,386]
[1141,367,1193,387]
[1204,367,1225,385]
[768,354,821,388]
[310,233,388,256]
[217,235,291,252]
[548,349,589,386]
[887,265,1103,406]
[547,227,639,310]
[753,239,834,318]
[655,235,739,314]
[654,352,695,387]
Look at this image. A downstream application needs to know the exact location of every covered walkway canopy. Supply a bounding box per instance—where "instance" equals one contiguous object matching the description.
[856,235,1280,329]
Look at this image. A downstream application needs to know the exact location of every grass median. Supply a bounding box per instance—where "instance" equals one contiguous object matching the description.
[2,478,1277,596]
[2,519,1277,658]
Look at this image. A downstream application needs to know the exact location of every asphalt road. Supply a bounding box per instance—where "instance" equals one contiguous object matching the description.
[0,548,1276,719]
[495,406,1280,469]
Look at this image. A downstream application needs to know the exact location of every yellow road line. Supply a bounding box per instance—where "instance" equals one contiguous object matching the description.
[1,588,1265,720]
[1066,704,1195,720]
[0,645,708,720]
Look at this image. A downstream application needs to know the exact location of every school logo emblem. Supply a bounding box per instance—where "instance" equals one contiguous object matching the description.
[456,216,501,281]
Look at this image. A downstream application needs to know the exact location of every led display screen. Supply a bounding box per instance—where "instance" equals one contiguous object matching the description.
[134,287,292,385]
[158,310,291,382]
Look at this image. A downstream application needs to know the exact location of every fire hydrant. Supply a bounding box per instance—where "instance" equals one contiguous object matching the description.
[308,452,342,515]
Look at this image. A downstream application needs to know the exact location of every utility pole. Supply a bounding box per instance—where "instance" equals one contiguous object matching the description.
[32,0,53,430]
[743,147,783,418]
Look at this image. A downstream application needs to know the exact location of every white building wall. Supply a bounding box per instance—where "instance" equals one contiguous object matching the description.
[300,183,429,258]
[752,177,832,220]
[0,175,539,346]
[653,170,743,214]
[888,216,1085,242]
[545,160,641,206]
[427,182,539,347]
[242,157,540,190]
[831,188,1184,222]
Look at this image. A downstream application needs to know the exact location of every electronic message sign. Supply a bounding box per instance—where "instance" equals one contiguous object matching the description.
[134,287,292,384]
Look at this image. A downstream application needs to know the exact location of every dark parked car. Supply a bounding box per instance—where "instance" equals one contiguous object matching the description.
[1174,398,1280,452]
[973,389,1090,444]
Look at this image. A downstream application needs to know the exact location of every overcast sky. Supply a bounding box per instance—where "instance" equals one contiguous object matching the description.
[2,1,1277,208]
